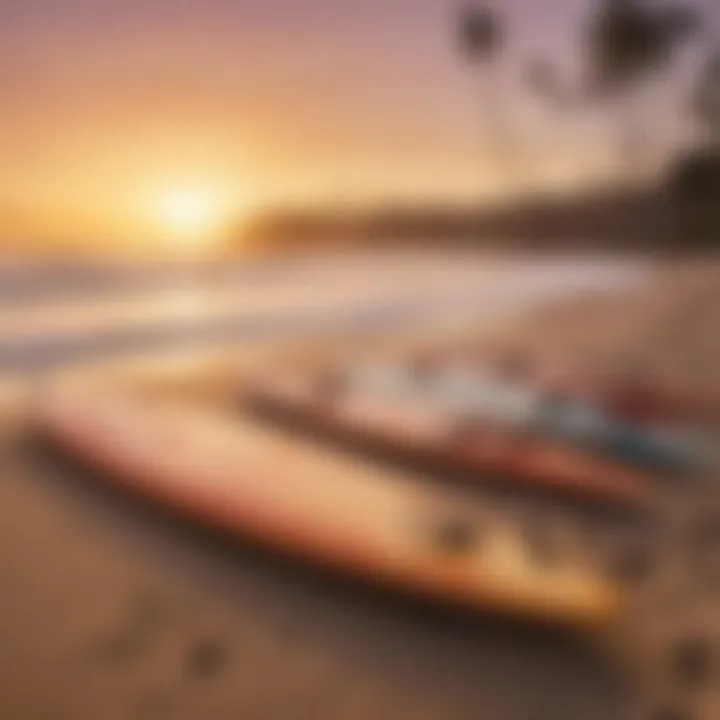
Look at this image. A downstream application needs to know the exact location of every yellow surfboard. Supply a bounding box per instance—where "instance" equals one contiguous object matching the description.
[33,386,620,629]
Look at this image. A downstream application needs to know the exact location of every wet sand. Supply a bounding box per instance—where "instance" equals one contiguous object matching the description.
[2,258,719,720]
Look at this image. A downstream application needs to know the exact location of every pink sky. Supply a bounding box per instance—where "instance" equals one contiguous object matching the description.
[0,0,711,246]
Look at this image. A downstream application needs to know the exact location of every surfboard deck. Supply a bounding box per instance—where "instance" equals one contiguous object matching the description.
[33,385,619,629]
[245,373,654,510]
[419,350,720,424]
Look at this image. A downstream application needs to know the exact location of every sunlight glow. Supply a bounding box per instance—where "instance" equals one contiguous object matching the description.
[155,185,236,251]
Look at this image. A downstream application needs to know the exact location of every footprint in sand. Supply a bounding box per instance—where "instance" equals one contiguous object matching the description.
[89,593,167,666]
[185,636,229,680]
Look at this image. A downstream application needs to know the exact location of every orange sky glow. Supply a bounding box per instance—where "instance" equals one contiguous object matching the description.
[0,0,704,251]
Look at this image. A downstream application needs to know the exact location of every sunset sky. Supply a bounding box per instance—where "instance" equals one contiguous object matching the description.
[0,0,715,250]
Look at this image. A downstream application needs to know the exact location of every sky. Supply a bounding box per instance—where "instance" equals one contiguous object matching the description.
[0,0,716,249]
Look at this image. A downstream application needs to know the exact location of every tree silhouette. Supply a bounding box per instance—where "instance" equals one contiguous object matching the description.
[588,0,700,177]
[694,52,720,149]
[524,1,701,182]
[587,0,699,98]
[458,3,503,63]
[524,1,699,106]
[455,3,512,182]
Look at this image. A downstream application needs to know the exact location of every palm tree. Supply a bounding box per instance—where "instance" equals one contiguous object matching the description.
[587,0,699,97]
[455,3,511,186]
[585,0,700,179]
[694,51,720,149]
[458,3,502,63]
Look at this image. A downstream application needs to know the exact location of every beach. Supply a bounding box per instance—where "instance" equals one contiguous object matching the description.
[1,255,718,720]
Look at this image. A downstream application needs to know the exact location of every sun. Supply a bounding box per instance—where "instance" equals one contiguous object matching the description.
[155,185,233,250]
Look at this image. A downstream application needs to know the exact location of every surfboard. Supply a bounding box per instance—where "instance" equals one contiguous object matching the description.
[246,373,654,510]
[403,348,719,425]
[32,385,619,629]
[332,358,702,473]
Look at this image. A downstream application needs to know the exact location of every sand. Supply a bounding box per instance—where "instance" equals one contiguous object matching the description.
[1,258,719,720]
